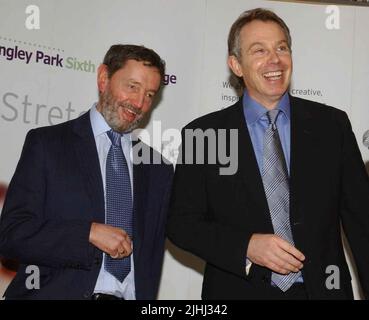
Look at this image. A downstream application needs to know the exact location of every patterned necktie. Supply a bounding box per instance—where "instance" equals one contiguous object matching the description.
[261,109,301,292]
[104,129,133,283]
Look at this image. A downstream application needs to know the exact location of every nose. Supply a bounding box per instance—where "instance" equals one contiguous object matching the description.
[132,92,145,110]
[268,49,281,64]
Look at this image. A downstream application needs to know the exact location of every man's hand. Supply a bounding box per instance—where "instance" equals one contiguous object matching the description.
[247,234,305,274]
[89,222,132,259]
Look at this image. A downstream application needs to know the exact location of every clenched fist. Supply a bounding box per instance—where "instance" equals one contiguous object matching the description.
[89,222,132,259]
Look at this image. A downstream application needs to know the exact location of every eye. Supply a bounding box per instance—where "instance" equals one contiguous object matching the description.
[251,47,266,56]
[146,92,155,99]
[126,82,138,91]
[277,45,289,53]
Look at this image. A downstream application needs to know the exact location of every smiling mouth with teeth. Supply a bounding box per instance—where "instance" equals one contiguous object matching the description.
[125,108,137,116]
[263,71,282,80]
[119,103,142,120]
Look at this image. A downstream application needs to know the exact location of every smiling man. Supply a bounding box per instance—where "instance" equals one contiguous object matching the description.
[227,18,292,109]
[0,44,173,300]
[167,8,369,299]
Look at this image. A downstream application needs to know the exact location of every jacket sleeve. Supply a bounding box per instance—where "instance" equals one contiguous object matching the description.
[166,128,253,280]
[151,164,174,299]
[0,129,95,270]
[337,111,369,299]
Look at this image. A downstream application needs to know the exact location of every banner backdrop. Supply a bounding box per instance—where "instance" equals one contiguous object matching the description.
[0,0,368,299]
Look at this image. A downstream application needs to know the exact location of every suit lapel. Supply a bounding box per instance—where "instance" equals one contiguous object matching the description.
[72,114,148,260]
[229,96,317,240]
[72,112,105,223]
[289,96,315,243]
[228,102,272,229]
[131,141,149,263]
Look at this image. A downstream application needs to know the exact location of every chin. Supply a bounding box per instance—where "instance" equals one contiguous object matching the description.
[119,120,141,133]
[267,87,288,97]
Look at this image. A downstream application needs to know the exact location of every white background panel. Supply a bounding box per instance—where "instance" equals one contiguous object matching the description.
[0,0,368,300]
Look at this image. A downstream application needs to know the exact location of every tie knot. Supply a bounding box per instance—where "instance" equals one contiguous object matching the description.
[107,129,122,147]
[266,109,280,126]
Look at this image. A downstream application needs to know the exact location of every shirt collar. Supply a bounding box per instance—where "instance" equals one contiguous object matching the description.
[90,103,111,137]
[242,90,291,125]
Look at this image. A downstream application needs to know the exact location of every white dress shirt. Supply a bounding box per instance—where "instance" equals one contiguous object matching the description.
[89,104,136,300]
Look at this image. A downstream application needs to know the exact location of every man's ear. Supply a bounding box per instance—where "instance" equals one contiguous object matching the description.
[227,55,243,78]
[97,64,109,94]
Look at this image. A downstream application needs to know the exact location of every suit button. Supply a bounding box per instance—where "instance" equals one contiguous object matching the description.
[94,257,101,265]
[83,291,91,299]
[262,276,268,283]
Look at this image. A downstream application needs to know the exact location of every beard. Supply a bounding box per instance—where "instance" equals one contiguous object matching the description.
[98,90,144,133]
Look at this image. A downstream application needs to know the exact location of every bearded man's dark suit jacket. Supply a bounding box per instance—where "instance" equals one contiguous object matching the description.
[0,111,173,299]
[167,95,369,300]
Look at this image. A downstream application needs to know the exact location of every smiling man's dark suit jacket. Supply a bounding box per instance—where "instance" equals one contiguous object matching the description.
[0,111,173,300]
[167,95,369,300]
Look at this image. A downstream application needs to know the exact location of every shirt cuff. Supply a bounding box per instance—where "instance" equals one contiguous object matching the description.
[245,259,252,275]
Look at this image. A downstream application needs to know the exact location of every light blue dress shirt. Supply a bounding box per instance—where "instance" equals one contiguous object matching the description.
[242,91,291,174]
[89,104,136,299]
[242,91,303,283]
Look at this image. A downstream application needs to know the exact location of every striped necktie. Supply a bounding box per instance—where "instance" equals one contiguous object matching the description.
[262,109,301,292]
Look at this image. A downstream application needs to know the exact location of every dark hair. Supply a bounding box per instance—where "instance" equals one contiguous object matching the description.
[228,8,292,59]
[102,44,166,84]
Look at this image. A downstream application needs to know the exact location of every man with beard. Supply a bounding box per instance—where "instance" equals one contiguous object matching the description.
[0,44,173,300]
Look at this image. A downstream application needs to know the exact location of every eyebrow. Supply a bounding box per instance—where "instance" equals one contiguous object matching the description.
[248,39,288,50]
[128,79,141,85]
[276,40,288,46]
[128,79,158,94]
